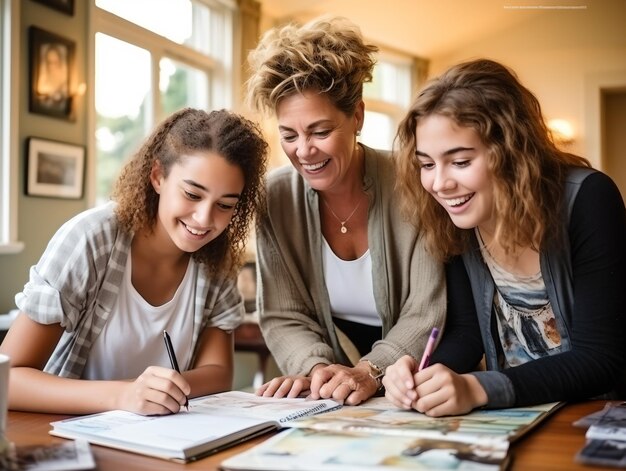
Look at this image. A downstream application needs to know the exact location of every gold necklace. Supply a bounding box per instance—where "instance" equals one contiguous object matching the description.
[322,196,363,234]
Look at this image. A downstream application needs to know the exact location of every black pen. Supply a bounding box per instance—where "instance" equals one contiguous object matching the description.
[163,330,189,411]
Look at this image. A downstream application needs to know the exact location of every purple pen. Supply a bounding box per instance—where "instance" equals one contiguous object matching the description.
[418,327,440,371]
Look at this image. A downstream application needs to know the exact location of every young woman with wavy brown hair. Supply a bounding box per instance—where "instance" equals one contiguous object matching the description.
[383,59,626,416]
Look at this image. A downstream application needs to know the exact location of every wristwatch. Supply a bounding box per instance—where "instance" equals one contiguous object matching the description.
[365,360,385,391]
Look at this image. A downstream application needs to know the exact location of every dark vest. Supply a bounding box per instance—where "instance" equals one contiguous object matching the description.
[462,167,625,398]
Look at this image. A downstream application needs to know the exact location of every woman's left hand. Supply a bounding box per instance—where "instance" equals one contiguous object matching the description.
[308,363,378,405]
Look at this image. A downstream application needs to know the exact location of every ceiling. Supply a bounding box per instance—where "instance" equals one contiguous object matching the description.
[256,0,583,58]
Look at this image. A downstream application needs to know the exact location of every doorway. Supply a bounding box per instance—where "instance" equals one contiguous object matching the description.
[602,89,626,202]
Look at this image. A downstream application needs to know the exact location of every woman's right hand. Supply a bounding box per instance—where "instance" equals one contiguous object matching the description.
[117,366,190,415]
[412,363,488,417]
[256,375,312,398]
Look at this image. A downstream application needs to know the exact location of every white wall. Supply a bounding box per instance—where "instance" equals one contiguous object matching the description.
[427,1,626,168]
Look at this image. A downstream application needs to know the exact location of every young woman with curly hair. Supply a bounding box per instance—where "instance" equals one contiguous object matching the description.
[246,16,446,406]
[383,59,626,416]
[1,108,268,415]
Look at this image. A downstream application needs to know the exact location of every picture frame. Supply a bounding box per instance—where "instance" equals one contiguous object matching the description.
[26,137,85,199]
[28,26,75,120]
[31,0,74,16]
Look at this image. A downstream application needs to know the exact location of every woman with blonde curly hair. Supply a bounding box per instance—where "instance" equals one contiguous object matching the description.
[246,16,446,405]
[383,58,626,416]
[1,108,268,415]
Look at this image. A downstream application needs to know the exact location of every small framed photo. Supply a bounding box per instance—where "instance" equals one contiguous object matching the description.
[32,0,74,16]
[26,137,85,199]
[29,26,75,120]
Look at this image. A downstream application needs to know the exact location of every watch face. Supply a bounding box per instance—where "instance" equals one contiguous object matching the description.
[366,360,382,376]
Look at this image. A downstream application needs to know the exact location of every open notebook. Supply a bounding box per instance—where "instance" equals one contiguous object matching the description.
[49,391,342,463]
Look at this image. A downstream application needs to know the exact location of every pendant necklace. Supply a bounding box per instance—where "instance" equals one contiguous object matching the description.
[322,196,363,234]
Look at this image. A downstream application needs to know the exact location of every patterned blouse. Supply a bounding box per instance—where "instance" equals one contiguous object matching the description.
[476,229,563,368]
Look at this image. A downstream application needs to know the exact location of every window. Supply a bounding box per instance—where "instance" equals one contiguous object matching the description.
[361,51,415,151]
[0,0,23,253]
[91,0,235,204]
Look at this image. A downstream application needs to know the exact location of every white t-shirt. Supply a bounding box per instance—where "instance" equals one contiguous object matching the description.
[83,251,196,380]
[322,238,381,327]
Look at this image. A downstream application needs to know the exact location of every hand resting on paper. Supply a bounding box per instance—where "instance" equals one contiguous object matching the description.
[256,375,312,399]
[117,365,191,416]
[257,362,379,405]
[383,355,487,417]
[308,363,378,405]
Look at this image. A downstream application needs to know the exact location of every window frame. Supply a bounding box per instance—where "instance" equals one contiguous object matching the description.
[0,0,24,254]
[86,0,236,205]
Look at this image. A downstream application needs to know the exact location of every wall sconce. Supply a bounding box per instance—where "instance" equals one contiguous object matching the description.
[73,82,87,97]
[66,82,87,119]
[547,119,575,146]
[69,82,87,106]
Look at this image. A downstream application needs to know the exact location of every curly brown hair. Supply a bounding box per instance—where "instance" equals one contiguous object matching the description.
[112,108,268,276]
[395,59,590,261]
[245,15,378,115]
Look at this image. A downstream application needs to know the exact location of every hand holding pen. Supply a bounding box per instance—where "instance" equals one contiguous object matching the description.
[382,327,440,410]
[383,326,488,416]
[163,330,190,411]
[418,327,440,371]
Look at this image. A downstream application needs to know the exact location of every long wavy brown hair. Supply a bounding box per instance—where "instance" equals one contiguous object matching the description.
[395,59,590,261]
[112,108,268,276]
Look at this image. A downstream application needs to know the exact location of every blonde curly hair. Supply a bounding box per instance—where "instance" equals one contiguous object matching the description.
[246,15,378,115]
[112,108,268,276]
[395,59,590,261]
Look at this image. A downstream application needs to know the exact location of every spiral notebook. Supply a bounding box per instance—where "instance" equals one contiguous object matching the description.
[49,391,341,463]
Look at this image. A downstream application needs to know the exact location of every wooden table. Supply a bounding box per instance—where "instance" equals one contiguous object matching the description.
[6,401,618,470]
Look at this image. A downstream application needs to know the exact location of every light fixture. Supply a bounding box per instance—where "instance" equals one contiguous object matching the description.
[547,119,575,145]
[74,82,87,97]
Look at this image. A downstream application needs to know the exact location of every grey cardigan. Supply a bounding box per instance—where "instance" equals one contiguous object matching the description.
[255,145,446,375]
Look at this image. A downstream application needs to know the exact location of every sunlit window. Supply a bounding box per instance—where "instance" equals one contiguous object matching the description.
[96,0,211,55]
[0,0,22,253]
[160,58,210,117]
[94,35,151,201]
[361,111,394,151]
[92,0,234,204]
[0,0,5,246]
[365,60,412,107]
[361,54,414,151]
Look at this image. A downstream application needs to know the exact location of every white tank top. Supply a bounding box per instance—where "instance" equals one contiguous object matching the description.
[83,251,196,380]
[322,238,381,326]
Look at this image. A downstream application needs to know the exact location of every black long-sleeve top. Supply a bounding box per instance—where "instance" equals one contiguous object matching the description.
[432,172,626,407]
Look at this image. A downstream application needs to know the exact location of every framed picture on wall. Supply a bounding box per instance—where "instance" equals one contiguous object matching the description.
[26,137,85,199]
[31,0,74,16]
[28,26,75,120]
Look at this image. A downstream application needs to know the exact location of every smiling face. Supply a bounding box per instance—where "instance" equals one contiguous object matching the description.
[276,90,363,193]
[150,151,245,254]
[415,114,495,232]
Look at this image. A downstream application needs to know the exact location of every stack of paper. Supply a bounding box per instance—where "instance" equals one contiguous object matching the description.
[221,397,562,471]
[1,440,95,471]
[575,401,626,467]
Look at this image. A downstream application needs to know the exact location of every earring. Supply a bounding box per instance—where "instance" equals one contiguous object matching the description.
[356,130,361,137]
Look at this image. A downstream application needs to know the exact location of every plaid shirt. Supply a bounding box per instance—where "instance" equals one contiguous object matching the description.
[15,203,243,379]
